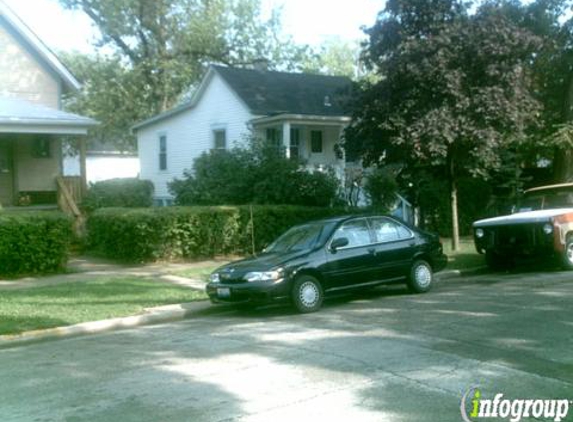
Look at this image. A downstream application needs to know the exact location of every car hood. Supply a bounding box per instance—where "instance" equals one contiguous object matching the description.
[473,208,573,228]
[215,250,312,277]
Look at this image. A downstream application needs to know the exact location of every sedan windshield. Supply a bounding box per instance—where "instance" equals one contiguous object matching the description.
[265,224,324,253]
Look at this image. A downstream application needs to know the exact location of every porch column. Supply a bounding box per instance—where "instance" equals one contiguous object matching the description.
[282,121,291,159]
[79,137,87,196]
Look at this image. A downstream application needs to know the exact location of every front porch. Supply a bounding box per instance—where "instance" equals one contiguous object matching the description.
[0,97,96,212]
[0,134,86,211]
[251,113,349,179]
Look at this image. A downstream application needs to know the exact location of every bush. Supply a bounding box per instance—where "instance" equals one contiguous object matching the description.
[87,205,347,262]
[0,211,73,276]
[169,141,339,207]
[83,178,154,210]
[364,167,398,210]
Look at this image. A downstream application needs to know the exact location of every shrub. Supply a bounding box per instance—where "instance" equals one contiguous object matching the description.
[0,211,72,276]
[87,205,347,262]
[169,141,339,207]
[83,178,154,210]
[364,167,398,210]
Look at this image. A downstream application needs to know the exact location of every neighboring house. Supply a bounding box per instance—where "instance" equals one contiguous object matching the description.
[0,2,96,207]
[63,140,140,184]
[133,65,353,205]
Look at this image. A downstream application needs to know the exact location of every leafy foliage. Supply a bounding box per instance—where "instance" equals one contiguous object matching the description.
[87,206,346,262]
[82,178,155,211]
[168,141,339,207]
[364,167,399,210]
[59,0,312,149]
[345,0,543,246]
[0,212,72,276]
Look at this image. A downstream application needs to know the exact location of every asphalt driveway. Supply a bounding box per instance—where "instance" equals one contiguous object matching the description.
[1,270,572,422]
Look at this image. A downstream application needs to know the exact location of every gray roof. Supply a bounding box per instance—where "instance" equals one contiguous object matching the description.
[0,97,97,131]
[213,65,352,116]
[0,1,80,91]
[133,65,353,131]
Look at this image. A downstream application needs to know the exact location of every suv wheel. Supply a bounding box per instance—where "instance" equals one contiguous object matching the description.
[292,275,323,313]
[407,260,433,293]
[562,235,573,270]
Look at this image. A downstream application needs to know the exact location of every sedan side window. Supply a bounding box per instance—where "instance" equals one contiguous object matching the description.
[370,218,412,243]
[332,219,372,248]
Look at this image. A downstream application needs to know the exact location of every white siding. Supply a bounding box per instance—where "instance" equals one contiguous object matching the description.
[0,24,61,108]
[137,73,253,199]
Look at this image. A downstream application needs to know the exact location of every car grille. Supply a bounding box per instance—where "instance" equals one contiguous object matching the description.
[485,224,548,250]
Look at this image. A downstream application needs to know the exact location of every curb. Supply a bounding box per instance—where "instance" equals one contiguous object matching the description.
[0,300,219,349]
[436,266,487,280]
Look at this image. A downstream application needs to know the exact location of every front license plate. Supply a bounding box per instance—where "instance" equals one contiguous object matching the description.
[217,288,231,298]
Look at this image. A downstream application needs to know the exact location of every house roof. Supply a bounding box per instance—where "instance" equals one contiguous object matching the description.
[0,97,97,135]
[213,65,352,116]
[0,1,80,91]
[132,65,353,131]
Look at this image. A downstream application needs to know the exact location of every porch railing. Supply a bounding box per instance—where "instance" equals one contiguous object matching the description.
[56,176,83,217]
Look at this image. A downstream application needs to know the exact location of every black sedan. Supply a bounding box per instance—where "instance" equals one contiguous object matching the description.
[206,215,447,313]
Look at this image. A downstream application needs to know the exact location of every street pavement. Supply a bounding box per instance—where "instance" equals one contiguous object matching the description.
[1,269,572,422]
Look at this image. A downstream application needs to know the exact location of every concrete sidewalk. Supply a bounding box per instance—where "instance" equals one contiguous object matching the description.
[0,255,484,349]
[0,256,229,290]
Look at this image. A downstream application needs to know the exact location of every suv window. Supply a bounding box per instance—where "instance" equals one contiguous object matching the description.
[332,219,372,248]
[369,217,412,243]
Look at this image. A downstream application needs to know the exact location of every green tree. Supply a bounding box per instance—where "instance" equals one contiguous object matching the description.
[59,0,310,149]
[302,37,360,78]
[345,0,542,250]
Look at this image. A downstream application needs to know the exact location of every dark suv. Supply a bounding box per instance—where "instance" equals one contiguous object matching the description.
[473,183,573,269]
[206,215,447,313]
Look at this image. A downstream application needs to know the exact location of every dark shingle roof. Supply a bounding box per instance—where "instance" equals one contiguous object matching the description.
[213,65,352,117]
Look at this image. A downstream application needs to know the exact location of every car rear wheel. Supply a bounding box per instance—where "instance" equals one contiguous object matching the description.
[562,236,573,270]
[407,260,433,293]
[292,275,323,313]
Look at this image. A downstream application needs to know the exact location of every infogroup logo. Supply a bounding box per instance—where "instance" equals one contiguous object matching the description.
[461,387,571,422]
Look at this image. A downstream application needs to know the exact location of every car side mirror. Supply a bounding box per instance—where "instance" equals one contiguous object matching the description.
[330,237,349,252]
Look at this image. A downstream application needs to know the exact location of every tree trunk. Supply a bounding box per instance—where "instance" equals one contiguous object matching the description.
[448,151,460,251]
[554,76,573,182]
[450,177,460,252]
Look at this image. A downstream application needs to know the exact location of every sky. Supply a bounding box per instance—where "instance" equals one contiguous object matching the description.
[2,0,383,54]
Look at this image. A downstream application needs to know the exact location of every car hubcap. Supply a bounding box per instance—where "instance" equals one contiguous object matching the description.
[415,265,432,287]
[567,243,573,264]
[299,281,319,308]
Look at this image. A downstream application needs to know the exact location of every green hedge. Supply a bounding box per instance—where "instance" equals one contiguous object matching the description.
[82,178,154,211]
[87,206,348,262]
[0,212,73,276]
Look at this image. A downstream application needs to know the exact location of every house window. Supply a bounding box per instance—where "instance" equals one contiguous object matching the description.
[266,128,282,150]
[213,129,226,150]
[310,130,323,153]
[289,128,300,159]
[32,138,50,158]
[159,135,167,170]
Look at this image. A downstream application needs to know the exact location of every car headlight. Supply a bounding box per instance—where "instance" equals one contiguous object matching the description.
[542,223,553,235]
[209,273,220,283]
[475,228,485,238]
[244,270,283,282]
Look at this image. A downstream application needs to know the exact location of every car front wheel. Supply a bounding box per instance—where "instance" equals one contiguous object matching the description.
[562,235,573,270]
[407,260,433,293]
[292,275,323,313]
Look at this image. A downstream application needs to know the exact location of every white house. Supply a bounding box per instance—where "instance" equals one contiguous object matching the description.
[133,65,353,205]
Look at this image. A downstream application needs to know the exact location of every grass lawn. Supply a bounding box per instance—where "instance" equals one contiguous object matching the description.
[442,237,485,271]
[0,277,207,336]
[172,263,225,281]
